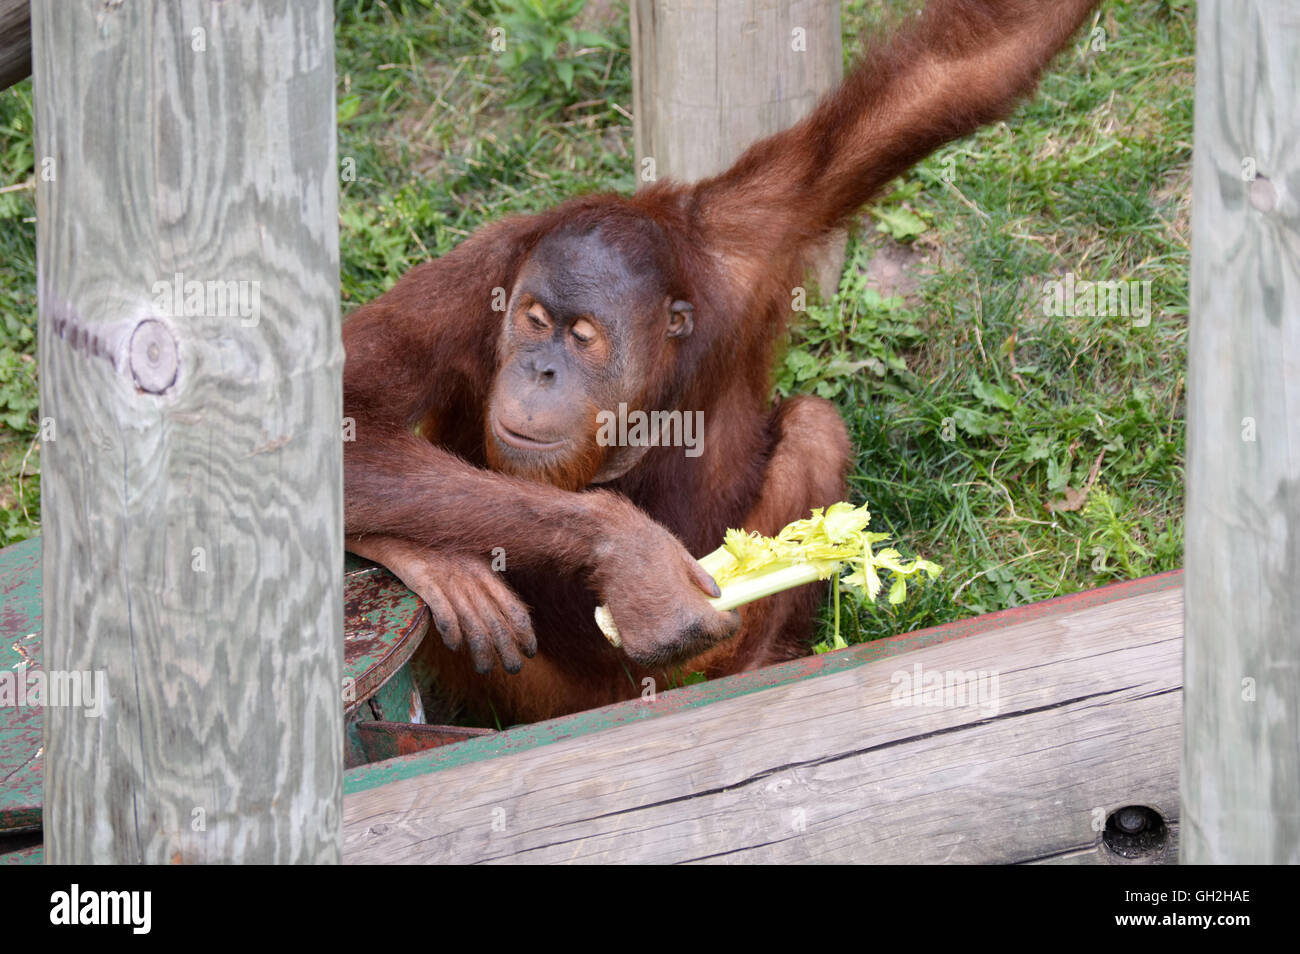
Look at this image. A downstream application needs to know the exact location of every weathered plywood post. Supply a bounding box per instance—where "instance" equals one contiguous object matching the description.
[1185,0,1300,862]
[33,1,343,863]
[631,0,846,294]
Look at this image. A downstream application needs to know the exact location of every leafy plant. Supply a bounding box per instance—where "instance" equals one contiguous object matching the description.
[870,179,931,242]
[1084,488,1154,578]
[776,238,921,400]
[0,350,37,431]
[490,0,617,112]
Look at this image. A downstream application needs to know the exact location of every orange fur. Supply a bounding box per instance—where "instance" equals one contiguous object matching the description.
[343,0,1101,724]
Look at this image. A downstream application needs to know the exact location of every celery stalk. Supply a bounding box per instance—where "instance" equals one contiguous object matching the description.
[697,545,737,579]
[706,560,838,612]
[592,501,940,649]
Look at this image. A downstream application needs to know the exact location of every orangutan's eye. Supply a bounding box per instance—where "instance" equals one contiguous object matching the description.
[527,305,551,330]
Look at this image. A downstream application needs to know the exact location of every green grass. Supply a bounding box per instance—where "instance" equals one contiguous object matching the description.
[0,0,1192,652]
[0,78,38,547]
[333,0,633,305]
[805,0,1192,641]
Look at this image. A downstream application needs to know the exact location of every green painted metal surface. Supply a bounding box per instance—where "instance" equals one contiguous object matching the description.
[0,536,428,840]
[344,653,424,768]
[0,536,41,834]
[342,554,430,714]
[342,555,430,769]
[0,842,42,865]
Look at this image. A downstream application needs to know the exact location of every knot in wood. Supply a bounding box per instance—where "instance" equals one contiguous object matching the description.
[129,319,178,394]
[1248,175,1277,213]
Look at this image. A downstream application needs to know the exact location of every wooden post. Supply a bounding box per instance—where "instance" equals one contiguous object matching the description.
[631,0,847,295]
[33,1,343,863]
[1184,0,1300,863]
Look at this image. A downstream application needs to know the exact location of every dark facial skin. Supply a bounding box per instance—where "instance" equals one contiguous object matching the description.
[484,224,694,490]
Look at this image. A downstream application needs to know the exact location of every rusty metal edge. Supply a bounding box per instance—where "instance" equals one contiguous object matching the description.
[0,807,39,832]
[356,721,497,762]
[344,603,431,720]
[343,569,1184,795]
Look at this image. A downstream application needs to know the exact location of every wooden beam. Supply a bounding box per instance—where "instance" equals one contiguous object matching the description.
[1184,0,1300,863]
[631,0,847,294]
[33,0,343,863]
[0,0,28,92]
[343,579,1182,864]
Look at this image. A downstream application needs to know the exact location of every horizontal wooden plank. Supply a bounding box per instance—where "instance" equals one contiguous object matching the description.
[344,570,1181,792]
[343,582,1182,863]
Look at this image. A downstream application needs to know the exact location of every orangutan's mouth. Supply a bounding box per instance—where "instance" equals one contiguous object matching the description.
[492,415,568,452]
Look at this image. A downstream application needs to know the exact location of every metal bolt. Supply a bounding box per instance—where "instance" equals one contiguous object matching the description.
[1115,806,1148,834]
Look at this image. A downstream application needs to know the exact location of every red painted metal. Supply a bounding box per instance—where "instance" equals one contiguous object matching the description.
[356,721,496,762]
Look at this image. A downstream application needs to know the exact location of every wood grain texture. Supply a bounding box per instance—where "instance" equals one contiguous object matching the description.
[1184,0,1300,863]
[0,0,28,92]
[34,0,343,863]
[343,585,1182,864]
[631,0,846,293]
